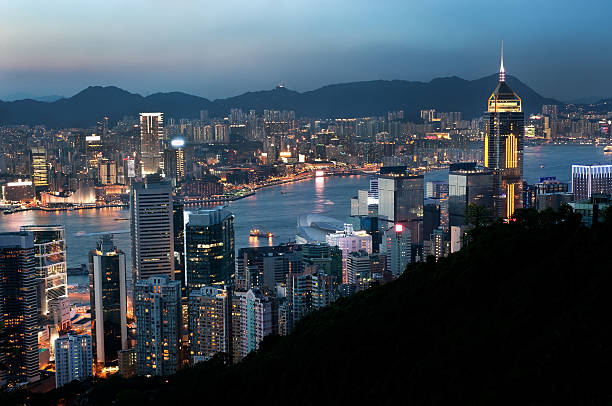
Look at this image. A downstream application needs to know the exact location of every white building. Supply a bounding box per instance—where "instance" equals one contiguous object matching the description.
[240,289,273,359]
[130,177,174,282]
[326,224,372,284]
[54,334,93,388]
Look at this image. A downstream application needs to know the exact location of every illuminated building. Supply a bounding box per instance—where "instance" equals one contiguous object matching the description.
[54,333,93,388]
[88,235,127,368]
[31,146,48,188]
[140,113,164,175]
[0,232,39,386]
[326,224,372,284]
[378,173,424,243]
[288,268,334,325]
[385,223,411,277]
[484,44,524,219]
[184,207,235,293]
[235,244,303,291]
[130,176,175,282]
[429,227,449,260]
[346,250,371,287]
[86,135,103,174]
[118,348,137,378]
[188,286,230,363]
[99,159,117,185]
[20,225,67,315]
[134,276,181,377]
[448,162,494,227]
[571,164,612,201]
[2,179,35,203]
[163,138,185,183]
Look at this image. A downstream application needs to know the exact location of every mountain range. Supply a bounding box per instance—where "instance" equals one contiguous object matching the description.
[0,74,560,128]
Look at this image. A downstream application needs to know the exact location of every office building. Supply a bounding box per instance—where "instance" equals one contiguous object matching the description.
[54,333,93,388]
[571,165,612,201]
[378,174,424,243]
[20,225,67,315]
[99,159,117,185]
[484,47,524,219]
[130,176,174,282]
[385,224,411,277]
[185,207,235,293]
[326,224,372,284]
[48,297,71,333]
[429,227,449,261]
[89,235,128,368]
[134,276,181,377]
[188,286,230,363]
[140,113,164,175]
[235,244,303,290]
[0,232,39,386]
[173,202,185,293]
[2,180,36,203]
[448,163,494,227]
[423,203,441,240]
[288,268,334,325]
[31,146,48,188]
[163,139,186,183]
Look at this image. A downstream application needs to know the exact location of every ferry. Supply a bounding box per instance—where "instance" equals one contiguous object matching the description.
[604,145,612,153]
[250,228,274,238]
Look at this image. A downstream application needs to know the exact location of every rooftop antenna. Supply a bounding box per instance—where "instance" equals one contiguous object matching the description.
[499,40,506,82]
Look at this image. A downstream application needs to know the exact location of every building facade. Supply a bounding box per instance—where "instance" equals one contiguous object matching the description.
[89,235,128,368]
[134,276,181,377]
[188,286,230,363]
[140,113,164,176]
[54,333,93,388]
[571,164,612,201]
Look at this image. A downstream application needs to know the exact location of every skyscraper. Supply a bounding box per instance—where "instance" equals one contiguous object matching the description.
[130,176,175,282]
[20,225,68,316]
[184,207,235,293]
[140,113,164,176]
[134,276,181,377]
[448,163,494,227]
[378,173,424,243]
[31,146,48,188]
[326,224,372,284]
[89,235,128,368]
[54,333,93,388]
[0,232,39,386]
[484,45,524,219]
[239,289,273,359]
[385,224,411,277]
[188,286,230,363]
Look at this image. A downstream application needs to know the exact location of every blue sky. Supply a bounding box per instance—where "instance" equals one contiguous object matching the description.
[0,0,610,101]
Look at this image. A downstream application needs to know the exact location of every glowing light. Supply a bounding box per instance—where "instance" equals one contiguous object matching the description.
[315,170,325,177]
[395,224,403,232]
[171,139,185,148]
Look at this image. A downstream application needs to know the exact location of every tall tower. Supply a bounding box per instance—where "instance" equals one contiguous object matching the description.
[140,113,164,176]
[485,43,524,219]
[130,176,175,282]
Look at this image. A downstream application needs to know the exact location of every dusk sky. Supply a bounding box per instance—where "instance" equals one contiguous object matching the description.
[1,0,610,101]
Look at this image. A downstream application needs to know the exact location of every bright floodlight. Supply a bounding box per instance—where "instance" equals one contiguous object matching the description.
[171,139,185,148]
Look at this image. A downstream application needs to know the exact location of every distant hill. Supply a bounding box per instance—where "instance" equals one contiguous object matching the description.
[8,208,612,405]
[0,75,560,128]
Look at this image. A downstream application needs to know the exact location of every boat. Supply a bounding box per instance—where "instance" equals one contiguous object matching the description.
[281,191,287,195]
[114,217,129,221]
[604,145,612,153]
[250,228,274,238]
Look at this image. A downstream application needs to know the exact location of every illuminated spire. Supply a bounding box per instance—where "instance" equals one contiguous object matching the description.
[499,40,505,82]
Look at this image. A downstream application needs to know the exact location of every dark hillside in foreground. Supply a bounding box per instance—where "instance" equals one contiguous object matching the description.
[7,208,612,405]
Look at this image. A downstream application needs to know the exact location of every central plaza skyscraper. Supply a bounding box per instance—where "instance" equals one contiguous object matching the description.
[484,45,524,219]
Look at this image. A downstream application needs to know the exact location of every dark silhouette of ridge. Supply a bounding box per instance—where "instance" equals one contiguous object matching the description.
[0,75,560,128]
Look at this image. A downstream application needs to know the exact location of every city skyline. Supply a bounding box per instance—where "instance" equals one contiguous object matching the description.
[1,1,611,102]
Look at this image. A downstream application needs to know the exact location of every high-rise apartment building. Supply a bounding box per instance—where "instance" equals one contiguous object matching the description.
[134,276,181,377]
[31,146,48,188]
[188,286,230,363]
[448,163,494,227]
[385,224,411,277]
[346,250,372,287]
[20,225,67,315]
[184,207,235,293]
[484,47,524,219]
[239,289,274,359]
[163,139,185,183]
[130,176,174,282]
[89,235,128,368]
[0,232,39,386]
[54,333,93,388]
[287,268,334,325]
[140,113,164,175]
[571,164,612,201]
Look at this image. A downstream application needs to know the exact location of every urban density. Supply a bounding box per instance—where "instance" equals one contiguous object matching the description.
[1,2,612,403]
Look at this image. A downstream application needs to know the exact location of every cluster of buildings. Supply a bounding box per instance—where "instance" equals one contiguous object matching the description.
[3,51,612,392]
